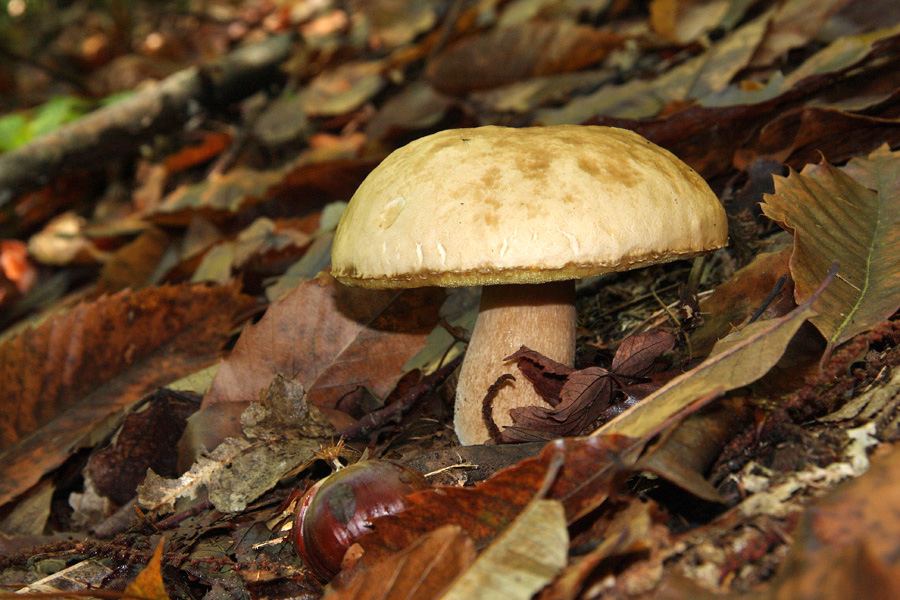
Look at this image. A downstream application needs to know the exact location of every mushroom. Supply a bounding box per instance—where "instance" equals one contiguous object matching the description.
[330,125,727,445]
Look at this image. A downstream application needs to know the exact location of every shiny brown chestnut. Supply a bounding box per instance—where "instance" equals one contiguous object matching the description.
[292,460,428,579]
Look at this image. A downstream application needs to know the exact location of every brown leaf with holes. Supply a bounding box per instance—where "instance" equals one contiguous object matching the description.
[0,283,251,507]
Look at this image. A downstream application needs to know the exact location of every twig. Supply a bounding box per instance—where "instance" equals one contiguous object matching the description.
[481,373,516,443]
[747,274,788,324]
[0,33,295,206]
[339,355,462,440]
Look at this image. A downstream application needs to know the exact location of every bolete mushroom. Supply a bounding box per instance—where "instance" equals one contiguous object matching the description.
[331,125,727,445]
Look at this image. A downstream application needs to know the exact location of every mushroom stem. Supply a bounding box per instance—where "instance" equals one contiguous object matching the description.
[454,280,576,445]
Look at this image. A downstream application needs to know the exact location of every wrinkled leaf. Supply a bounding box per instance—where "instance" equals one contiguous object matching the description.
[88,389,199,505]
[761,146,900,353]
[0,284,252,507]
[206,273,442,410]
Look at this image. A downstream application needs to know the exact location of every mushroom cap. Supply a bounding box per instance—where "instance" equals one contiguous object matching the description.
[331,125,727,288]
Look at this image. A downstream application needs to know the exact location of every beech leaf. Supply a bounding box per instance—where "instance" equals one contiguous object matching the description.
[761,145,900,353]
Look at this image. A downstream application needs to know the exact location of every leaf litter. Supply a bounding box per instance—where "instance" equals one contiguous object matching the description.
[1,1,900,598]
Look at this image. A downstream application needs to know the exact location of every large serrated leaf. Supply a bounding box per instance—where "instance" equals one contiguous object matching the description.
[761,145,900,352]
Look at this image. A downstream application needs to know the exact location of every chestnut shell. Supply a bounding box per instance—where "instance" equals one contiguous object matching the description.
[292,460,428,579]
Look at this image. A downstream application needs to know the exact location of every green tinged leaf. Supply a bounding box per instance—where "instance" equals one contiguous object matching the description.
[761,145,900,351]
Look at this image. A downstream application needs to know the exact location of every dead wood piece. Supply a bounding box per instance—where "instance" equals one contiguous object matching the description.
[0,33,295,206]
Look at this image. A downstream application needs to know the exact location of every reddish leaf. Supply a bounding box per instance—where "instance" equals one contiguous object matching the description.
[611,331,677,378]
[353,435,638,570]
[505,367,612,441]
[330,525,476,600]
[0,283,252,507]
[162,131,232,173]
[505,346,574,404]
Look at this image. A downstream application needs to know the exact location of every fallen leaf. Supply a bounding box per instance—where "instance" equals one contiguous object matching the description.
[123,538,170,600]
[206,273,442,410]
[650,0,733,44]
[537,11,770,123]
[750,0,856,67]
[365,81,454,141]
[302,61,386,117]
[98,227,170,292]
[593,268,833,440]
[546,499,669,600]
[761,146,900,355]
[690,247,794,356]
[768,443,900,600]
[612,331,677,378]
[439,498,568,600]
[502,332,675,440]
[354,436,637,569]
[635,397,752,503]
[87,389,200,505]
[359,0,441,49]
[427,20,621,94]
[740,106,900,171]
[0,283,253,507]
[162,131,232,173]
[327,525,477,600]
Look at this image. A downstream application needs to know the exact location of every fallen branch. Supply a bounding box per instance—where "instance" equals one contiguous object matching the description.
[0,33,295,206]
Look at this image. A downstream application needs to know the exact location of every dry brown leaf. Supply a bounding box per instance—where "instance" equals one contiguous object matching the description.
[439,498,568,600]
[761,146,900,355]
[769,443,900,600]
[123,538,170,600]
[0,283,252,507]
[205,273,442,409]
[427,20,621,94]
[327,525,477,600]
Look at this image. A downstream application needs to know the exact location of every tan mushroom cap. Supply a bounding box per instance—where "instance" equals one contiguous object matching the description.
[331,125,727,288]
